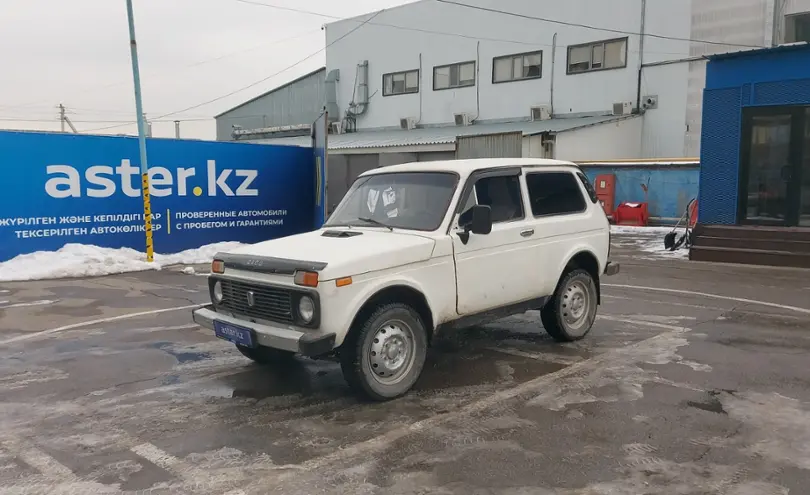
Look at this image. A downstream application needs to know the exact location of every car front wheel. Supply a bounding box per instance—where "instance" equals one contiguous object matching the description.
[340,303,428,401]
[541,268,598,342]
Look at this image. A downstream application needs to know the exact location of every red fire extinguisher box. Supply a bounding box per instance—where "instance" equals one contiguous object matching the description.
[614,202,650,226]
[594,174,616,217]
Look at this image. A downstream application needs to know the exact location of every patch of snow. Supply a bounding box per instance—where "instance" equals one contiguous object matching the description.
[610,225,690,259]
[610,225,677,235]
[182,266,196,275]
[0,300,57,309]
[0,242,246,282]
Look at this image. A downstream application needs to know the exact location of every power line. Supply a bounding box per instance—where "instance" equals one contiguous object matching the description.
[434,0,765,49]
[83,9,384,133]
[226,0,737,55]
[0,28,321,113]
[231,0,340,18]
[0,117,211,123]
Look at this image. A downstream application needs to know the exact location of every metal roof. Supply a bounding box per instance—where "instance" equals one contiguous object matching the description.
[214,67,326,118]
[250,114,637,150]
[707,42,810,61]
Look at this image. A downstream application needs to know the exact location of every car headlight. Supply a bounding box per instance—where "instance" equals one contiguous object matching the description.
[298,296,315,323]
[213,281,223,303]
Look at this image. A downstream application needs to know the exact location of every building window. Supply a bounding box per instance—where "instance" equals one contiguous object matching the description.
[492,51,543,83]
[525,172,587,217]
[433,61,476,90]
[567,38,628,74]
[383,70,419,96]
[786,13,810,43]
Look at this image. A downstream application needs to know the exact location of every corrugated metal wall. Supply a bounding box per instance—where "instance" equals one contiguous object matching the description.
[455,131,523,159]
[417,151,456,161]
[216,68,326,141]
[326,154,379,213]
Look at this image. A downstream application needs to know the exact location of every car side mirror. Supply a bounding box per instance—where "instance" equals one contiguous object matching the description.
[458,205,492,243]
[469,205,492,235]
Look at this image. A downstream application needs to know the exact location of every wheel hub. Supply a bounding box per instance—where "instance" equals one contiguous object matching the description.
[369,321,414,384]
[563,280,590,328]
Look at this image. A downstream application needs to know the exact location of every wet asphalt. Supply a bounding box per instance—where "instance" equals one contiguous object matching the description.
[0,233,809,494]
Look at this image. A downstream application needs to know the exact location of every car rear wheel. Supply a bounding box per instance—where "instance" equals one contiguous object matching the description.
[541,268,598,342]
[236,344,295,365]
[340,303,428,401]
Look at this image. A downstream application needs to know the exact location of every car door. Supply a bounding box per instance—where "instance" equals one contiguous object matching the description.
[523,169,594,295]
[451,167,538,315]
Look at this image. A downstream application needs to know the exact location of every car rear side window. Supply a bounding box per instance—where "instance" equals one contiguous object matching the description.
[525,171,587,216]
[576,172,599,203]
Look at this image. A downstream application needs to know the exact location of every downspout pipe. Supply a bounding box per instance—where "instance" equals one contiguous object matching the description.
[635,0,647,113]
[550,32,557,116]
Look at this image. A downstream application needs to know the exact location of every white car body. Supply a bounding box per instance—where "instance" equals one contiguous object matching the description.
[192,158,618,399]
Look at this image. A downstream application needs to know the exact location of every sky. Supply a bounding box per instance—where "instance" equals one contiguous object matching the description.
[0,0,415,140]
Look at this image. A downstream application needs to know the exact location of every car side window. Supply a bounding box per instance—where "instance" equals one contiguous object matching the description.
[576,171,599,203]
[466,175,524,223]
[526,171,587,216]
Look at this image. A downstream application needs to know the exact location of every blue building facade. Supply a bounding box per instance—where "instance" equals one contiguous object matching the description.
[699,44,810,228]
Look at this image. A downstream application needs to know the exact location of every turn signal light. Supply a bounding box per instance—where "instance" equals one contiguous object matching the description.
[335,276,353,287]
[211,259,224,274]
[294,270,319,287]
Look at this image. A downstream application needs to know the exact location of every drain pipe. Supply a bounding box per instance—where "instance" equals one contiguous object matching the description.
[550,32,557,116]
[635,0,647,113]
[473,41,481,122]
[416,53,424,125]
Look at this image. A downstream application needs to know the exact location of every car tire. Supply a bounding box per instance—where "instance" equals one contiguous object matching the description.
[236,344,295,365]
[340,303,428,402]
[541,268,598,342]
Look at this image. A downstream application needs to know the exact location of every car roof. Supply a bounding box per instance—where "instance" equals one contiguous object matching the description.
[360,158,580,177]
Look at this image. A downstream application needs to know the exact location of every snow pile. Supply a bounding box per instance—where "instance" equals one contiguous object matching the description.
[610,225,690,260]
[610,225,675,236]
[0,242,246,282]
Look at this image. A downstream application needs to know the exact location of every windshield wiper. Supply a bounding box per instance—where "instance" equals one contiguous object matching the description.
[357,217,393,231]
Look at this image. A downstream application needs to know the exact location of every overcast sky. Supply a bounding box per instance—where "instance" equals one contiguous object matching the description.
[0,0,415,140]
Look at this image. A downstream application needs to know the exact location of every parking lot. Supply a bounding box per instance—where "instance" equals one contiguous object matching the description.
[1,235,809,494]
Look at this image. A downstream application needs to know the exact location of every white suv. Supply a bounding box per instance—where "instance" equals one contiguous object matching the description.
[192,158,619,401]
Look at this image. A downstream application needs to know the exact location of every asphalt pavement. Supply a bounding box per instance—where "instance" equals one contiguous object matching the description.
[0,234,809,494]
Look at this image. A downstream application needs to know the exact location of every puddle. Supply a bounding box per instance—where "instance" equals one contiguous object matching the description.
[54,341,99,354]
[686,390,733,415]
[148,341,212,363]
[416,347,566,391]
[186,359,345,400]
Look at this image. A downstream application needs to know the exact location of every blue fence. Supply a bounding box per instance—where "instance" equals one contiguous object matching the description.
[0,131,315,262]
[580,163,700,222]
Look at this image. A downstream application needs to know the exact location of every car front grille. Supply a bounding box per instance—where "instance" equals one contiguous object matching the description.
[217,279,294,323]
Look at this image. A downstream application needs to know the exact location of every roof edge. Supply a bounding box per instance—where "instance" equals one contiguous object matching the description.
[707,42,810,62]
[215,66,326,118]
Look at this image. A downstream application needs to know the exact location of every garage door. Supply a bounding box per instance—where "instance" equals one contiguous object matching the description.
[455,131,523,159]
[417,151,456,162]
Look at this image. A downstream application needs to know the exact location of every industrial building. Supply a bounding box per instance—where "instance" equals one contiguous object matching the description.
[214,0,810,208]
[215,67,326,141]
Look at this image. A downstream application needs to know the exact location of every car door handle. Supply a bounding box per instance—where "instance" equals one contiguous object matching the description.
[520,229,534,237]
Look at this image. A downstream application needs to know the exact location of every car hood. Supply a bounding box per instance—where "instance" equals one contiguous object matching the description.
[225,228,436,280]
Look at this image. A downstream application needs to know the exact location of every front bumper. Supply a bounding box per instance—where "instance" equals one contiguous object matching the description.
[192,305,336,357]
[604,261,620,276]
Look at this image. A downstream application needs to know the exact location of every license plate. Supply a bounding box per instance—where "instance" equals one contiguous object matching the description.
[213,320,256,348]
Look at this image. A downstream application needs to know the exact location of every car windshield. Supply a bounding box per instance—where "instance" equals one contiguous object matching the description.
[325,172,459,231]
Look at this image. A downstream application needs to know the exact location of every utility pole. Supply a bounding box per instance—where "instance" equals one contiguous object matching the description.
[58,103,78,133]
[126,0,154,263]
[174,120,180,138]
